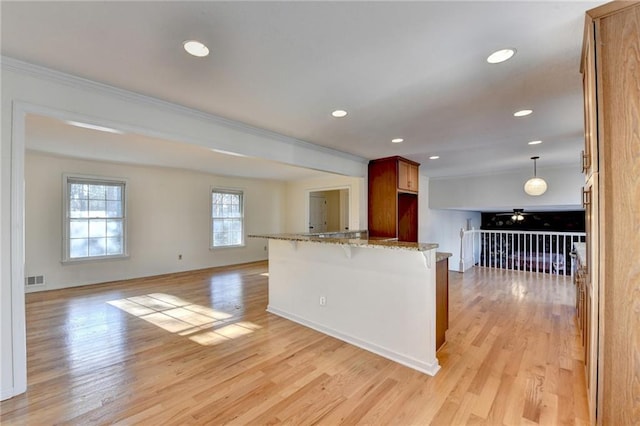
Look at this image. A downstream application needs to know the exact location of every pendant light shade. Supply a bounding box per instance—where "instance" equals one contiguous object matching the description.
[524,156,547,196]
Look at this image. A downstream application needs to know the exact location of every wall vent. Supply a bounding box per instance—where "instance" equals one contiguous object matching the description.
[25,275,45,287]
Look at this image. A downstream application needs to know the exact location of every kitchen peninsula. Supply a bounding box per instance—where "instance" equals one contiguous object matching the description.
[250,231,448,376]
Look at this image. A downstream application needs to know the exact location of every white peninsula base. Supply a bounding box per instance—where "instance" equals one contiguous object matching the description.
[265,237,440,376]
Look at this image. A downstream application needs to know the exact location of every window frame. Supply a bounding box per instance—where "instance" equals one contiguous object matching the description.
[62,173,129,263]
[210,187,245,249]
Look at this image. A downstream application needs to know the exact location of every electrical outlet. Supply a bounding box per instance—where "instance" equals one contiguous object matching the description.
[178,254,182,260]
[264,245,267,251]
[319,296,326,306]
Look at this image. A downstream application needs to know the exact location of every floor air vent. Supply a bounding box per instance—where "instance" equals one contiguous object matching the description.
[26,275,45,287]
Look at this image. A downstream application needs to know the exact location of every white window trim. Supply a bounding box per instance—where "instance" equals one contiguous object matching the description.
[210,186,246,249]
[62,173,129,263]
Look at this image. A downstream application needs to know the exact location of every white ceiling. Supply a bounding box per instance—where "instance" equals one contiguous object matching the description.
[1,1,604,178]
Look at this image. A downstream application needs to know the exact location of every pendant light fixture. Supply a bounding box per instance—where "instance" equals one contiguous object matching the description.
[524,156,547,196]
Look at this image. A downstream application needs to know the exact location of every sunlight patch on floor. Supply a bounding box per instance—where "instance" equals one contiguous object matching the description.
[107,293,260,346]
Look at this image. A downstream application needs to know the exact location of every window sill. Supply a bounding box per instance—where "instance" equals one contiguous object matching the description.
[62,254,130,265]
[210,244,246,251]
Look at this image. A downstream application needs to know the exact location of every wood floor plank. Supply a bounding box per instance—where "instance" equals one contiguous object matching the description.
[471,373,502,419]
[484,372,516,424]
[344,377,398,422]
[0,263,590,425]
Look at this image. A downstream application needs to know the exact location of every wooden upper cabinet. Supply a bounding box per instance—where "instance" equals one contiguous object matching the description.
[398,159,419,192]
[368,156,420,242]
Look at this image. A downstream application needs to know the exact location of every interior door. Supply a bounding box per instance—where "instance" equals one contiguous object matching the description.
[309,195,327,232]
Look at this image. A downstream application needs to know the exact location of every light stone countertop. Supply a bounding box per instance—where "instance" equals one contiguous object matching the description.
[436,252,453,262]
[249,232,438,252]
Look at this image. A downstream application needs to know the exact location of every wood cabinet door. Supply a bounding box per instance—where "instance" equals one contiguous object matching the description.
[398,160,410,191]
[582,21,597,178]
[596,7,640,422]
[582,4,640,422]
[435,259,449,350]
[583,174,598,419]
[409,164,419,192]
[398,160,418,192]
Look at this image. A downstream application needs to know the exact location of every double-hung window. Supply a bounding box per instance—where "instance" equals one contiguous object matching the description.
[211,189,244,248]
[63,175,128,261]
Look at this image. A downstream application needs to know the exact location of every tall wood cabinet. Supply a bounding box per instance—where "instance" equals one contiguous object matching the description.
[368,156,419,242]
[581,2,640,423]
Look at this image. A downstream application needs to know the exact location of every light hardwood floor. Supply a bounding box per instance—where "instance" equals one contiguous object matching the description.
[0,262,589,425]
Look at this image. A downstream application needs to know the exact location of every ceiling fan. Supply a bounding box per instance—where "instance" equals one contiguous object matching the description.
[496,209,531,222]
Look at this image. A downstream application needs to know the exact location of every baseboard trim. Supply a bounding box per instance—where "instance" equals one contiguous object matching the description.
[267,306,440,376]
[1,386,15,401]
[460,256,476,272]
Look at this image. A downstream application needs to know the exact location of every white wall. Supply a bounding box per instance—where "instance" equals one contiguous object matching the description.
[284,175,366,234]
[429,165,583,211]
[25,152,286,291]
[422,166,583,271]
[419,174,482,272]
[422,209,481,272]
[268,239,440,375]
[1,66,19,401]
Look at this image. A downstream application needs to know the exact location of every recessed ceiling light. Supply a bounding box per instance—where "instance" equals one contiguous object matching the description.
[331,110,348,118]
[429,156,440,160]
[391,138,404,143]
[528,140,542,145]
[65,120,124,134]
[487,48,516,64]
[514,109,533,117]
[183,40,209,57]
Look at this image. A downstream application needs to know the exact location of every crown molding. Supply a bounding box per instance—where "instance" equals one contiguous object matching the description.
[1,56,366,165]
[428,162,579,180]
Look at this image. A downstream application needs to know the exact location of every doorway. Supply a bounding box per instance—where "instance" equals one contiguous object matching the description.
[308,188,349,233]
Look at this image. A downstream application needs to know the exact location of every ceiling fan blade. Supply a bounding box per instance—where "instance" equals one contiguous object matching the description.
[495,209,531,216]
